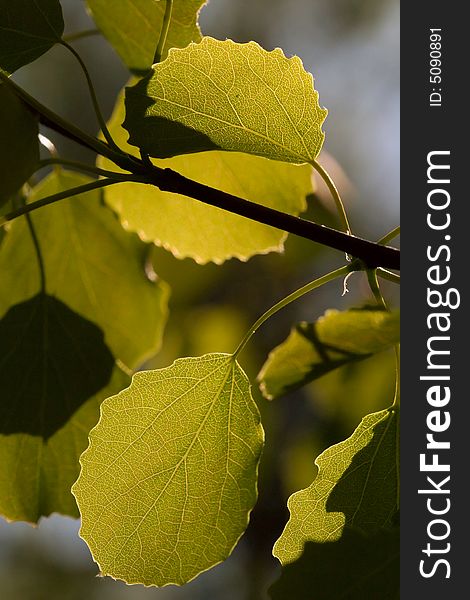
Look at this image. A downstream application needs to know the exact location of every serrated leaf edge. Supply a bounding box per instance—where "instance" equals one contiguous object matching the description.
[73,353,264,587]
[272,408,395,563]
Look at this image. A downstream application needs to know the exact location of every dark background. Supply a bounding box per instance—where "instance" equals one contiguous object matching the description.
[400,2,467,597]
[0,1,399,598]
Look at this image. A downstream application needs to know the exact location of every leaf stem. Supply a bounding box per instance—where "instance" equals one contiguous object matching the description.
[60,41,121,152]
[62,29,101,43]
[37,157,134,180]
[377,268,400,285]
[392,346,400,409]
[0,73,401,270]
[377,226,400,245]
[232,264,354,359]
[38,133,58,158]
[392,344,400,509]
[0,72,138,173]
[0,178,144,226]
[311,158,351,234]
[25,212,46,293]
[366,268,387,310]
[153,0,173,64]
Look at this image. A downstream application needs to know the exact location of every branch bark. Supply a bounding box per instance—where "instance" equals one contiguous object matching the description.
[150,168,400,269]
[2,75,400,270]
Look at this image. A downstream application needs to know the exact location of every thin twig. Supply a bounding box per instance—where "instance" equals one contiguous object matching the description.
[0,74,401,270]
[0,178,145,226]
[60,41,121,152]
[62,29,101,43]
[153,0,173,64]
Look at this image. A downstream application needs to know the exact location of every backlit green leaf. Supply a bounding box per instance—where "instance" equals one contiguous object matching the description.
[101,90,313,263]
[0,170,169,368]
[269,527,399,600]
[87,0,207,73]
[273,408,399,564]
[0,84,39,205]
[73,353,264,586]
[0,170,168,521]
[124,37,327,162]
[0,0,64,74]
[259,309,400,400]
[0,366,130,522]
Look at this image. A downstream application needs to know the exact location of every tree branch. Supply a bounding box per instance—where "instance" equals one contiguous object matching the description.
[2,75,400,270]
[146,167,400,270]
[0,179,144,226]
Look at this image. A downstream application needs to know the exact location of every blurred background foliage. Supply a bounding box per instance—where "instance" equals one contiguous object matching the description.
[1,0,399,598]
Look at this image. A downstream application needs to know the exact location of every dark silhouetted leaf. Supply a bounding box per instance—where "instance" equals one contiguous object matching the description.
[0,84,39,205]
[0,365,130,522]
[274,409,399,564]
[0,293,114,439]
[0,0,64,74]
[269,526,399,600]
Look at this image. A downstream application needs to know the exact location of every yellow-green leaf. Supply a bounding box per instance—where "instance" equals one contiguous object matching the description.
[273,409,399,565]
[0,169,168,521]
[101,89,314,263]
[0,366,130,523]
[0,170,169,368]
[87,0,207,72]
[259,309,400,399]
[73,353,264,586]
[124,37,327,162]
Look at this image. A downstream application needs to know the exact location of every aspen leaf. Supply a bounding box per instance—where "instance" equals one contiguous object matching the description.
[259,309,400,399]
[73,353,264,586]
[273,409,399,564]
[0,0,64,74]
[87,0,207,72]
[0,171,169,369]
[101,90,314,263]
[124,37,327,163]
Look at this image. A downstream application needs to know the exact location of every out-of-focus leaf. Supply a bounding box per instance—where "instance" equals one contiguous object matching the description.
[87,0,207,72]
[259,309,399,400]
[0,169,169,522]
[0,170,169,368]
